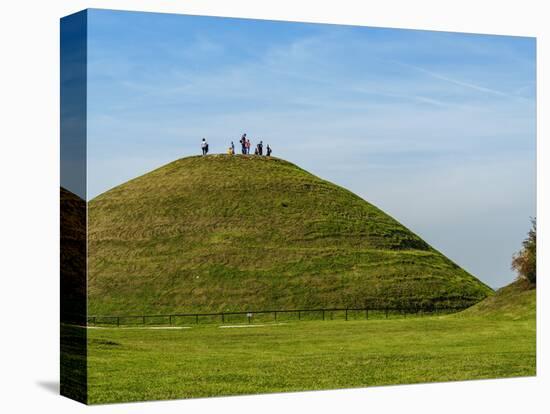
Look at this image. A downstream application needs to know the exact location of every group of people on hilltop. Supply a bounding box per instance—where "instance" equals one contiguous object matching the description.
[201,134,272,157]
[235,133,272,156]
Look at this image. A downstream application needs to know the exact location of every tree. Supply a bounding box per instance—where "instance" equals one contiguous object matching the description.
[511,218,536,285]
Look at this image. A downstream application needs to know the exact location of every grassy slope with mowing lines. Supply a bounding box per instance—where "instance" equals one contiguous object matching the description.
[457,279,536,320]
[88,155,492,315]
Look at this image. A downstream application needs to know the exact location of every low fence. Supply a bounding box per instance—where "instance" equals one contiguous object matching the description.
[88,304,470,327]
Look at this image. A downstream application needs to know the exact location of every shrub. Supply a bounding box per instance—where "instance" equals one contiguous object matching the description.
[511,218,536,285]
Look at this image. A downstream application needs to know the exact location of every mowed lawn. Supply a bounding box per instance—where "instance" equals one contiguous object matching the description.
[86,314,535,404]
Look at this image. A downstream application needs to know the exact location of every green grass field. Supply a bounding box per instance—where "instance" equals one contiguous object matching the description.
[83,282,535,404]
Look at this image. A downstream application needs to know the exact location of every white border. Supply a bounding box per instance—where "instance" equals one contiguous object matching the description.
[0,1,547,413]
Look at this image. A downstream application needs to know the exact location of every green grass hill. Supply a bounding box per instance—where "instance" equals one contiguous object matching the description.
[88,155,492,315]
[458,279,535,320]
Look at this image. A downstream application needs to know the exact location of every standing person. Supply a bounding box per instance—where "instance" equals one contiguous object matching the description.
[240,133,247,154]
[245,138,251,154]
[231,141,235,154]
[254,146,259,155]
[201,138,208,156]
[258,140,263,156]
[266,144,272,157]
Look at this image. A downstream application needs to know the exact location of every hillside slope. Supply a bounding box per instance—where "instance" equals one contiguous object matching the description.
[458,279,535,320]
[88,155,492,315]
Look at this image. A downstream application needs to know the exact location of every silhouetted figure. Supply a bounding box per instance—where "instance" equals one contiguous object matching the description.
[254,147,259,155]
[201,138,208,156]
[258,140,263,156]
[246,138,251,154]
[266,145,272,156]
[231,141,235,154]
[240,134,247,154]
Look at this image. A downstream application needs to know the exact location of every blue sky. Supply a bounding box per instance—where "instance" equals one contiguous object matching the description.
[86,9,536,288]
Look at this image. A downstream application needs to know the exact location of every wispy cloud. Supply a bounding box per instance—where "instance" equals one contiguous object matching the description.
[392,60,534,104]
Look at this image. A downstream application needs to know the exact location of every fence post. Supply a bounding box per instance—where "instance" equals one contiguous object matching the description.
[322,309,325,321]
[169,315,173,325]
[298,311,301,320]
[345,309,348,321]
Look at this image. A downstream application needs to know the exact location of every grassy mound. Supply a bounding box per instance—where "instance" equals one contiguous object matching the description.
[88,155,492,315]
[458,279,535,320]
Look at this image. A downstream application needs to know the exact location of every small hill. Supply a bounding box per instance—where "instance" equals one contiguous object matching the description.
[458,279,535,320]
[88,155,492,315]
